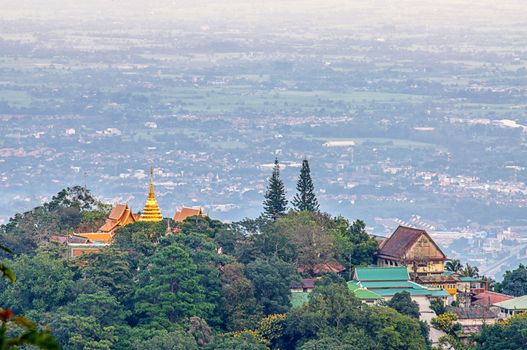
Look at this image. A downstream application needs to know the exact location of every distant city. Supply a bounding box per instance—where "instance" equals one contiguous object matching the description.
[1,1,527,279]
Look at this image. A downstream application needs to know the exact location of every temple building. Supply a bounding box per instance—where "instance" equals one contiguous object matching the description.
[68,203,138,257]
[140,167,163,222]
[173,207,206,223]
[376,226,447,277]
[68,168,163,257]
[99,204,140,233]
[374,226,491,301]
[66,167,210,258]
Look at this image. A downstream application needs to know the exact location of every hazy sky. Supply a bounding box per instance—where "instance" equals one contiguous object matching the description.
[1,0,526,29]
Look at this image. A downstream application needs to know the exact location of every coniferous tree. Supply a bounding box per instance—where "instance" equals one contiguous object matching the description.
[263,159,288,220]
[292,159,319,212]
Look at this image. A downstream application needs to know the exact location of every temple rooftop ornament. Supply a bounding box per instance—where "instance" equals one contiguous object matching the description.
[140,167,163,222]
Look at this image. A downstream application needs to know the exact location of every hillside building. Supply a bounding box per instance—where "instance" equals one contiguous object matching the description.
[140,167,163,222]
[173,207,206,223]
[493,295,527,318]
[67,167,204,257]
[347,266,450,317]
[68,203,138,257]
[376,226,447,277]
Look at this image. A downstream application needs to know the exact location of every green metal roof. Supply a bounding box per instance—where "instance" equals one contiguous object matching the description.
[354,288,383,300]
[371,288,448,297]
[347,282,360,291]
[354,267,409,281]
[359,281,418,289]
[429,289,451,297]
[493,295,527,310]
[347,281,382,300]
[349,269,450,298]
[291,292,309,308]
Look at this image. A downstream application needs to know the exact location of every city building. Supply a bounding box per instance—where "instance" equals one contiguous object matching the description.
[456,276,488,295]
[415,274,459,299]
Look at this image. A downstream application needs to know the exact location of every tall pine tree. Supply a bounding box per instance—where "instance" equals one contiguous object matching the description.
[263,159,288,220]
[292,159,319,212]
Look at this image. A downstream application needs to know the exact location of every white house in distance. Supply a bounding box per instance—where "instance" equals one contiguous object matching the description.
[493,295,527,318]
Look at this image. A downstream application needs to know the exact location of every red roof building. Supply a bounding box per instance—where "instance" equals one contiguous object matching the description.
[473,291,514,308]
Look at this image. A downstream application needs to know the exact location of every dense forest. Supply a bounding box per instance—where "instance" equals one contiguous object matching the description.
[0,185,526,349]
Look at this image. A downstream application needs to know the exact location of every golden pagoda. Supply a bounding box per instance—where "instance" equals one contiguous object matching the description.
[140,167,163,222]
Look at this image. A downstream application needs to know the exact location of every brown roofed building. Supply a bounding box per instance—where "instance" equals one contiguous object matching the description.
[297,261,345,275]
[173,207,206,223]
[68,203,138,258]
[291,278,318,293]
[452,307,497,336]
[377,226,447,277]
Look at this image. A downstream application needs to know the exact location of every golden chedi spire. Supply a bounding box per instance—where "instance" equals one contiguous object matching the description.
[140,167,163,222]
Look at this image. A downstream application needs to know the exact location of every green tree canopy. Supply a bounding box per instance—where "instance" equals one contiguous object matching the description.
[130,328,199,350]
[206,333,268,350]
[50,313,119,350]
[430,298,446,316]
[500,264,527,297]
[274,211,334,275]
[445,259,463,273]
[292,159,319,212]
[0,243,60,350]
[473,312,527,350]
[113,221,166,269]
[47,186,103,211]
[79,248,134,302]
[263,159,288,220]
[461,263,480,277]
[331,218,378,277]
[172,229,232,328]
[284,280,429,350]
[64,290,130,327]
[386,291,420,319]
[1,186,107,255]
[245,258,299,315]
[220,263,263,331]
[134,242,213,329]
[237,219,297,265]
[0,249,75,315]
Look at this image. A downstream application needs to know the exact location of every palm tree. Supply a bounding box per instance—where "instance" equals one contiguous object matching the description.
[461,263,479,277]
[445,259,462,273]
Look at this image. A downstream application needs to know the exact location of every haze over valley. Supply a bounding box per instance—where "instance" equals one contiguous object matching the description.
[1,0,527,278]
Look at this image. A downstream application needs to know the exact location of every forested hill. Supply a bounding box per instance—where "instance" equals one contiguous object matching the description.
[0,187,525,349]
